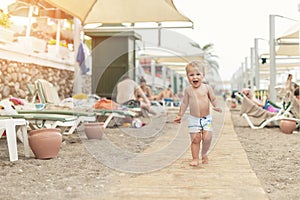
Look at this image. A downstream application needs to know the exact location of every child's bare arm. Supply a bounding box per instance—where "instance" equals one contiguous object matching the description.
[174,102,188,123]
[174,89,189,123]
[174,115,182,123]
[208,86,222,113]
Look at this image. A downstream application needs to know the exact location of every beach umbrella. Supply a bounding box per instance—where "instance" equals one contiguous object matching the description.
[41,0,192,25]
[276,22,299,56]
[277,21,299,39]
[42,0,192,95]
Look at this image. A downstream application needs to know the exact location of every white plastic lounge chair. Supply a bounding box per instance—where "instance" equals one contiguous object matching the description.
[20,107,136,130]
[0,103,95,135]
[1,113,77,133]
[0,98,95,135]
[93,109,137,128]
[236,93,300,129]
[17,109,97,134]
[0,118,29,162]
[153,98,181,109]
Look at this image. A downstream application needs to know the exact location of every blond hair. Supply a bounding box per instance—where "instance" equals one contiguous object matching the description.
[185,60,207,75]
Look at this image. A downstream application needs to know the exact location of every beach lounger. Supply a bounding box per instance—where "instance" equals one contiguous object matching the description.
[35,79,60,104]
[153,98,181,109]
[236,93,300,129]
[26,83,38,103]
[0,113,78,133]
[93,109,137,128]
[18,108,137,130]
[17,109,97,134]
[0,100,95,134]
[290,96,300,119]
[18,109,96,118]
[34,79,73,109]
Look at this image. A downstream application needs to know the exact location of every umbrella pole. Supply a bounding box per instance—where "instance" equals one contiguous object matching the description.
[26,5,34,37]
[73,17,83,95]
[55,19,62,56]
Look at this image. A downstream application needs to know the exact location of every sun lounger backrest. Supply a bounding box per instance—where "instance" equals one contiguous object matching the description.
[36,80,47,104]
[36,79,60,104]
[47,85,61,104]
[240,95,276,119]
[291,97,300,118]
[26,83,38,103]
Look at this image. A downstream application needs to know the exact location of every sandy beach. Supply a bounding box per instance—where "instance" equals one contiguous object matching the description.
[0,108,183,199]
[0,102,299,199]
[230,106,300,200]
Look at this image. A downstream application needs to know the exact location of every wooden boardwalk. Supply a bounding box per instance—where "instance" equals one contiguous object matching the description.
[89,108,268,200]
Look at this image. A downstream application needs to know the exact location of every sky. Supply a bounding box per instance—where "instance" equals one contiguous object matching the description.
[173,0,300,82]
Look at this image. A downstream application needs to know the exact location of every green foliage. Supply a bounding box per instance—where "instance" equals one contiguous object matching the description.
[190,42,219,70]
[0,11,12,28]
[190,42,216,57]
[202,43,214,52]
[48,39,68,47]
[84,37,92,50]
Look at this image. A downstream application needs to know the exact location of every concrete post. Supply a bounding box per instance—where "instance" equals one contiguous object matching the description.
[269,15,277,102]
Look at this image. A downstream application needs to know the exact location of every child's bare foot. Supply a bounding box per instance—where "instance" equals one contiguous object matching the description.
[202,156,208,164]
[189,159,199,166]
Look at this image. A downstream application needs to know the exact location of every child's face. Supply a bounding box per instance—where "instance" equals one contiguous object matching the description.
[186,67,204,88]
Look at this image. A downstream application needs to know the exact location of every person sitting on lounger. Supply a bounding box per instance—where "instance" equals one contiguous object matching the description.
[136,77,153,100]
[158,84,177,101]
[242,88,280,113]
[116,75,153,114]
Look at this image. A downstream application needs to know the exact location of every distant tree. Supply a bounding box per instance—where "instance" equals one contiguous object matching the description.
[190,42,220,83]
[190,42,216,57]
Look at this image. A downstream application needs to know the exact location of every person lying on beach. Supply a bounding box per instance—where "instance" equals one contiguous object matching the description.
[241,88,280,113]
[174,60,222,166]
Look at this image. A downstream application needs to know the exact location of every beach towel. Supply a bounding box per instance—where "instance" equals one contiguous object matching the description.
[93,99,119,110]
[76,42,90,75]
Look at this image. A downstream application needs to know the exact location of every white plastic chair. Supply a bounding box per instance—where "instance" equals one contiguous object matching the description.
[0,118,29,161]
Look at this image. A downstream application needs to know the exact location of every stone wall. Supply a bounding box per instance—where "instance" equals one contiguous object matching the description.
[82,74,92,95]
[0,58,74,101]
